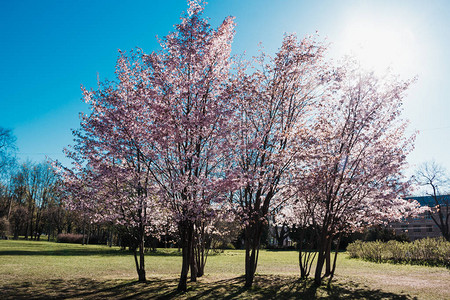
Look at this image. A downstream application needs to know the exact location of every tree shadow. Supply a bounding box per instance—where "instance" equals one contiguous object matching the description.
[0,278,177,300]
[0,275,417,299]
[0,249,127,256]
[0,248,183,257]
[188,275,416,300]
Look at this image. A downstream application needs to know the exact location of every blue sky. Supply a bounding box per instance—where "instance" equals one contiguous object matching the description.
[1,0,450,176]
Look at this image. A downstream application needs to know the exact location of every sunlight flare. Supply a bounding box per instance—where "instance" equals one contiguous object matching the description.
[338,18,417,75]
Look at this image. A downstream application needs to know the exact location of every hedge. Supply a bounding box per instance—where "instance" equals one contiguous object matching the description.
[347,238,450,268]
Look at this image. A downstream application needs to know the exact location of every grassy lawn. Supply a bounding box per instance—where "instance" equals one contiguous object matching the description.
[0,240,449,299]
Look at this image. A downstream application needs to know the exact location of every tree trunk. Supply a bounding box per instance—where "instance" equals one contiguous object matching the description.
[24,221,29,239]
[34,209,41,241]
[86,223,91,245]
[195,223,208,277]
[299,248,306,278]
[133,249,146,282]
[298,229,317,279]
[177,222,193,292]
[6,195,12,220]
[82,218,86,245]
[324,237,332,276]
[314,232,328,286]
[108,229,113,247]
[327,233,342,286]
[66,221,71,234]
[13,222,19,239]
[29,206,35,240]
[190,232,197,282]
[25,217,30,240]
[132,227,146,282]
[138,230,146,282]
[196,243,207,277]
[298,228,307,279]
[244,221,262,288]
[314,251,325,285]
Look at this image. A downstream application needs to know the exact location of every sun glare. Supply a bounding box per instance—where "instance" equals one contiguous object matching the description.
[338,18,417,76]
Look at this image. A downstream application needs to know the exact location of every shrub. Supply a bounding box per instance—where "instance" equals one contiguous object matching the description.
[218,243,236,250]
[347,238,450,267]
[56,233,109,245]
[386,240,407,263]
[56,233,85,244]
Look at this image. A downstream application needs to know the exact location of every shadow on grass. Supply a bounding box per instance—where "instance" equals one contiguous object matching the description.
[0,249,124,256]
[0,275,416,300]
[0,248,184,257]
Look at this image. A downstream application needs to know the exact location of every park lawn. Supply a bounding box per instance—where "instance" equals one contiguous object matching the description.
[0,240,448,299]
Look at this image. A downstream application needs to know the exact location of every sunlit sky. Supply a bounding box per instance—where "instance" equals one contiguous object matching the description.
[1,0,450,178]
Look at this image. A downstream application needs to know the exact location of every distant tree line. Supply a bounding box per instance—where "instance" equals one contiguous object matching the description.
[0,152,92,242]
[0,132,240,250]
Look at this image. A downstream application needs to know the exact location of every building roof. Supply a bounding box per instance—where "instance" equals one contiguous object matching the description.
[404,195,450,207]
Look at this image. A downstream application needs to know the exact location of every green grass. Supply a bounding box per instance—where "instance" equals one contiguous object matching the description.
[0,240,449,299]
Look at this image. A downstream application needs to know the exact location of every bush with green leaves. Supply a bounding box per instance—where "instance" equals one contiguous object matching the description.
[347,238,450,267]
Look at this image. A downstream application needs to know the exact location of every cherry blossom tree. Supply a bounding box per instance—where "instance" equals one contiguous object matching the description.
[61,0,235,290]
[282,61,420,285]
[140,1,236,291]
[58,46,171,282]
[229,34,327,288]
